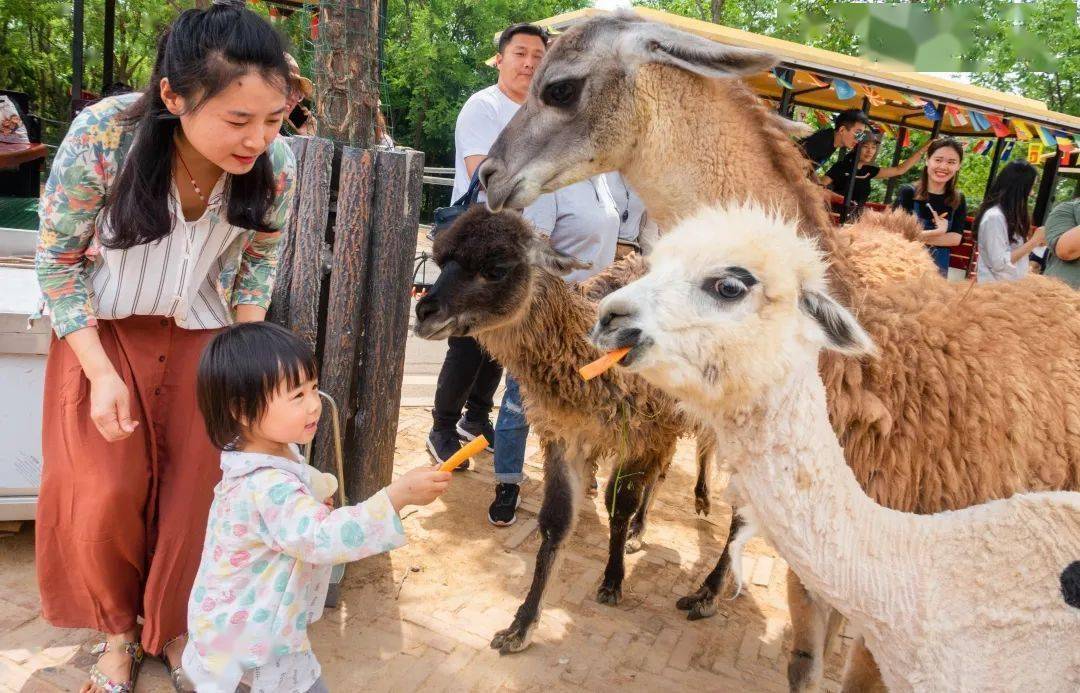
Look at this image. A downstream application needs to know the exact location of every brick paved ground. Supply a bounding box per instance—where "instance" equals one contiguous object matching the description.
[0,406,859,692]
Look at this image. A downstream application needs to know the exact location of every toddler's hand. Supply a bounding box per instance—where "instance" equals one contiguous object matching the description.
[387,467,451,512]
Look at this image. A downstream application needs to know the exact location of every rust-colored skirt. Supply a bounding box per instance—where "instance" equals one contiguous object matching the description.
[35,316,222,654]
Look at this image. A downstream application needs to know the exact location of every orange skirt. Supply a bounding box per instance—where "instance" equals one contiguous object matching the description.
[35,316,222,654]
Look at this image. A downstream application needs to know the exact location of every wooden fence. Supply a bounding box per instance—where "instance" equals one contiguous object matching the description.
[269,136,425,504]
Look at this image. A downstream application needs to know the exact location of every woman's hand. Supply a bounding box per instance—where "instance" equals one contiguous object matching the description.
[1030,226,1046,246]
[928,204,949,234]
[386,467,452,512]
[89,370,139,442]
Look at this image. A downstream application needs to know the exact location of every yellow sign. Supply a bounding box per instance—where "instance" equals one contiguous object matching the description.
[1027,143,1043,163]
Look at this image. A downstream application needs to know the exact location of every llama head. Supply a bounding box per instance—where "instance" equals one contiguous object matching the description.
[590,204,874,409]
[479,11,776,212]
[414,206,589,340]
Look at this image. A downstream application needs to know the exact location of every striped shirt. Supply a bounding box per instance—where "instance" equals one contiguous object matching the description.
[36,94,297,338]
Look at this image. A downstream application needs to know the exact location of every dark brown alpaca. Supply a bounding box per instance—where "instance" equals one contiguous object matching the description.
[415,206,697,654]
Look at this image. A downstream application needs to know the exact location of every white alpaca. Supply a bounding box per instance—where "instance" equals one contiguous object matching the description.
[590,204,1080,692]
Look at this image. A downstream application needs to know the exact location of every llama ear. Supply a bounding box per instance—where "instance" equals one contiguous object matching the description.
[528,236,592,276]
[624,21,777,79]
[799,289,875,356]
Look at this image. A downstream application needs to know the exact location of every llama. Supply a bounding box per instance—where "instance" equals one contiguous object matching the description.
[590,203,1080,692]
[477,11,1080,688]
[414,206,696,654]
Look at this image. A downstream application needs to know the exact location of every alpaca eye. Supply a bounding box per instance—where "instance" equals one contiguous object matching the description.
[712,277,747,300]
[542,79,582,108]
[483,266,510,282]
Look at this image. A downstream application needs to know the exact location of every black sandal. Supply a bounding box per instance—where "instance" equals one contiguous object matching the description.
[160,633,195,692]
[86,640,144,693]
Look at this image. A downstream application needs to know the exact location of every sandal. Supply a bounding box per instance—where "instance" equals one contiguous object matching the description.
[161,633,196,692]
[87,640,144,693]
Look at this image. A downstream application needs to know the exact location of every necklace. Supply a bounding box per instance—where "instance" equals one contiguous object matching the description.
[174,144,207,205]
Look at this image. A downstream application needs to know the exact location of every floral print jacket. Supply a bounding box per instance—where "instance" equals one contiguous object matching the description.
[184,449,407,691]
[35,93,296,337]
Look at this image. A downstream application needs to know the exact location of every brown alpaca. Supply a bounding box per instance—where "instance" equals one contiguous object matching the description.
[414,206,693,654]
[478,12,1080,690]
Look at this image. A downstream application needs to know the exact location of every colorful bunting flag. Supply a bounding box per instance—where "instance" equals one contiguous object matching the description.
[1000,140,1015,160]
[1013,119,1034,141]
[1037,126,1057,148]
[968,110,991,132]
[832,78,856,101]
[772,67,795,90]
[806,72,830,88]
[945,105,969,127]
[814,109,832,128]
[901,93,926,107]
[900,128,911,147]
[985,114,1012,138]
[1027,143,1043,163]
[859,85,886,107]
[877,122,896,137]
[923,102,942,121]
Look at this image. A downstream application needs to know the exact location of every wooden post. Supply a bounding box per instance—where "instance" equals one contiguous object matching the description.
[314,1,380,147]
[344,148,425,503]
[315,148,376,478]
[71,0,84,114]
[267,137,333,353]
[1033,150,1062,226]
[103,0,116,89]
[883,126,907,205]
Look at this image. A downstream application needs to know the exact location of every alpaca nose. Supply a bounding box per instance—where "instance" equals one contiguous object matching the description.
[415,296,439,324]
[598,300,636,329]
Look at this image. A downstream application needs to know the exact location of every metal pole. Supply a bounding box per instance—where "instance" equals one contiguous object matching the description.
[777,86,794,119]
[71,0,84,115]
[1033,150,1061,226]
[984,137,1006,198]
[883,126,908,204]
[929,103,944,139]
[103,0,116,91]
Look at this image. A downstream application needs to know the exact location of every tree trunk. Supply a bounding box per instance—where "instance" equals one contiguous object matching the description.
[711,0,725,24]
[314,0,380,147]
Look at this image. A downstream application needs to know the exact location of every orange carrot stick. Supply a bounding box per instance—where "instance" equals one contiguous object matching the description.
[439,435,489,472]
[579,346,632,381]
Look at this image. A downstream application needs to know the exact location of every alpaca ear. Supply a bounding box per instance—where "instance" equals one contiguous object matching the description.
[799,289,875,356]
[623,20,777,79]
[528,236,592,276]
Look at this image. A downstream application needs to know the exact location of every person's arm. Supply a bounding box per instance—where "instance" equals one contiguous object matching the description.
[233,141,297,322]
[920,201,963,247]
[1009,227,1044,264]
[456,98,501,183]
[252,467,449,565]
[1045,203,1080,262]
[876,140,932,179]
[464,155,486,179]
[36,109,137,441]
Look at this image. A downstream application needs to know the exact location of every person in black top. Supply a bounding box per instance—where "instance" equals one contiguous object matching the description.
[799,109,872,171]
[892,138,967,276]
[823,131,933,212]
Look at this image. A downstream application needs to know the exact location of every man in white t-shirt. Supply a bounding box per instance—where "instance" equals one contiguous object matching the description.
[428,23,549,483]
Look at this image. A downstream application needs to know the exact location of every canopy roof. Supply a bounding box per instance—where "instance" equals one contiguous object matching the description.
[515,7,1080,139]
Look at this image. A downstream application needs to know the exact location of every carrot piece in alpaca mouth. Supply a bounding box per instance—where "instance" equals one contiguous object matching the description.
[579,347,632,381]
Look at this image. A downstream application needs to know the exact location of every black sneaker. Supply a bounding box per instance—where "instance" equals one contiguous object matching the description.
[427,428,468,470]
[488,483,521,526]
[456,416,495,453]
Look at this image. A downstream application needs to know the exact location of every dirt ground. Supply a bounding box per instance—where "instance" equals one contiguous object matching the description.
[0,406,859,692]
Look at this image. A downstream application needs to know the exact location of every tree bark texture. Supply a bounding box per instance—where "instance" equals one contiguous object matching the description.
[314,0,380,147]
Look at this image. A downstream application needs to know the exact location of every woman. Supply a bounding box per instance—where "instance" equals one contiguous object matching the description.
[822,132,933,211]
[34,2,296,691]
[974,161,1044,282]
[893,138,968,277]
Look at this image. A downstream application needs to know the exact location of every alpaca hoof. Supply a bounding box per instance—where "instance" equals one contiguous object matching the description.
[694,493,710,516]
[624,536,643,554]
[490,624,532,655]
[676,591,718,620]
[596,583,622,606]
[787,651,821,692]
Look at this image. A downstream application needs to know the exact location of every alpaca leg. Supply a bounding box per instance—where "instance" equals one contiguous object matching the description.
[491,440,584,655]
[787,573,833,692]
[675,511,743,620]
[625,463,663,554]
[694,429,716,516]
[839,635,887,693]
[598,461,648,605]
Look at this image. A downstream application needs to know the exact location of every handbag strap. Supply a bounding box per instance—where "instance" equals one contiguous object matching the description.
[451,169,482,208]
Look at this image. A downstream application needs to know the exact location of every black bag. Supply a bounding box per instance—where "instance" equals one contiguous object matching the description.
[428,171,481,241]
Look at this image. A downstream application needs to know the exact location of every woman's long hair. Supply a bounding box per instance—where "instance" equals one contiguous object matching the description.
[99,1,289,249]
[914,138,965,209]
[973,161,1037,244]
